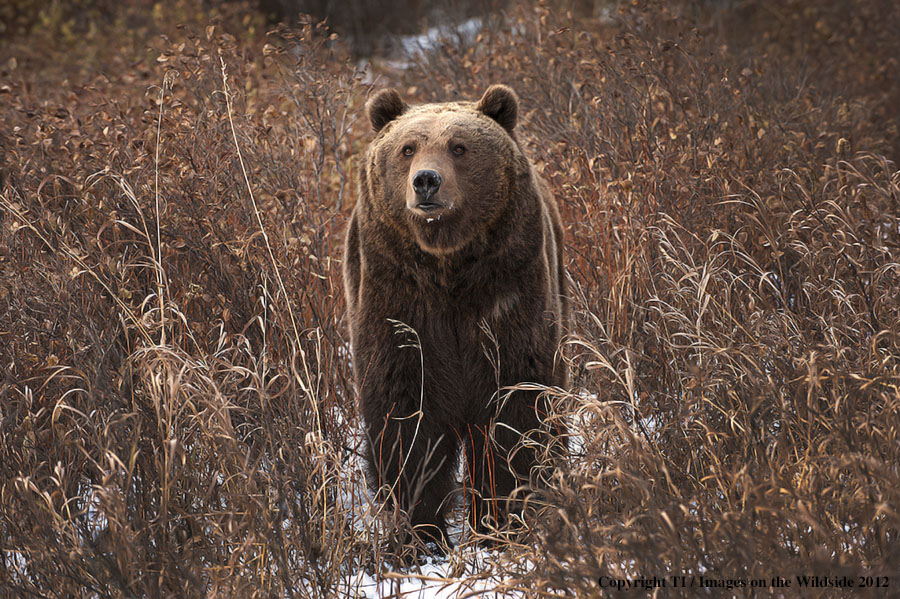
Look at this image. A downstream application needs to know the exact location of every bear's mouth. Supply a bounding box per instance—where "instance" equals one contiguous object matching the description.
[409,200,452,220]
[408,206,466,255]
[415,201,443,213]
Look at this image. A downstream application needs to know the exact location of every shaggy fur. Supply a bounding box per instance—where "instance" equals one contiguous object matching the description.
[343,85,568,548]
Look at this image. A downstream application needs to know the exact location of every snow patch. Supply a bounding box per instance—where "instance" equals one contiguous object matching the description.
[347,548,525,598]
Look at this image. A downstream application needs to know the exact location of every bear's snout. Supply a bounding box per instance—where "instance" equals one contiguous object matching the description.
[412,169,442,208]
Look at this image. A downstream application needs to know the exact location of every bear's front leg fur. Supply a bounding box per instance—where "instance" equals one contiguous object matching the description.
[357,317,459,548]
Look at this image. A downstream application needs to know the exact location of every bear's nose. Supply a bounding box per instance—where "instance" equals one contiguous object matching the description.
[412,169,442,202]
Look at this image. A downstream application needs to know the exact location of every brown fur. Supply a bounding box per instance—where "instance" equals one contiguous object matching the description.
[343,85,568,548]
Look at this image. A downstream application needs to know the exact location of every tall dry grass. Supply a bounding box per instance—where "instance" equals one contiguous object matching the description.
[1,8,374,596]
[2,1,899,597]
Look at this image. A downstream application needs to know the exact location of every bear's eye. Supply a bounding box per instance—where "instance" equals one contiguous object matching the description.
[401,145,415,157]
[452,144,466,156]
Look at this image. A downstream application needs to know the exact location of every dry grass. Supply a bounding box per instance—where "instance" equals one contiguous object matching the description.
[2,1,899,597]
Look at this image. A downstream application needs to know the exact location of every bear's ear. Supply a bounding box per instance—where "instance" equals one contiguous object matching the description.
[367,88,407,133]
[477,84,518,133]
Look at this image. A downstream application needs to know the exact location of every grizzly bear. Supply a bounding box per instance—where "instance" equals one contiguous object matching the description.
[343,85,568,549]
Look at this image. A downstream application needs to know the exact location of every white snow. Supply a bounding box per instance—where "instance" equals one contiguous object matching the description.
[399,17,484,61]
[345,548,526,599]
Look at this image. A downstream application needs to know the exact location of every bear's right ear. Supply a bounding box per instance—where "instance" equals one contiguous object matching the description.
[366,88,407,133]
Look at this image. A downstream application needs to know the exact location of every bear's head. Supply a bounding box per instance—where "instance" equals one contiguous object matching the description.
[364,85,522,256]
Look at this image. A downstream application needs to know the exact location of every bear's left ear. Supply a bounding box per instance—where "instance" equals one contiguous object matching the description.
[367,88,408,133]
[477,84,518,133]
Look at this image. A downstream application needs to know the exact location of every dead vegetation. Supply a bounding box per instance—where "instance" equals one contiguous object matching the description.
[1,1,899,597]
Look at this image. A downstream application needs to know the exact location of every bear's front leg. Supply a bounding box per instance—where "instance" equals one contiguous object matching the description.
[358,321,458,550]
[465,388,549,535]
[464,333,567,537]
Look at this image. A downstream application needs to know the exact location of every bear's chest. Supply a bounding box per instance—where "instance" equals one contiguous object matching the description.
[413,310,499,409]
